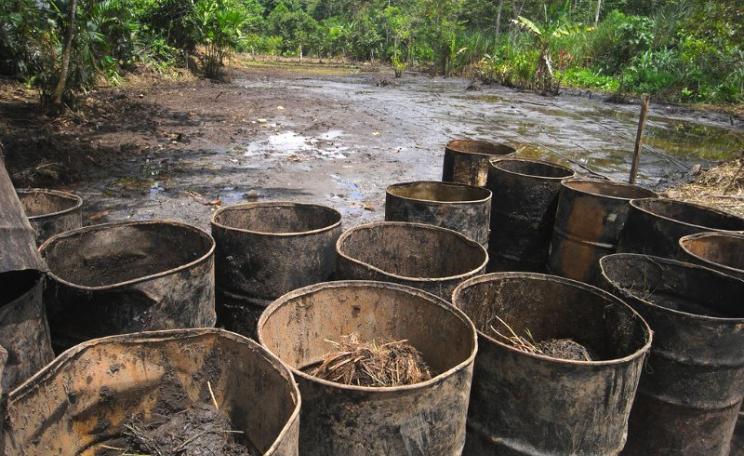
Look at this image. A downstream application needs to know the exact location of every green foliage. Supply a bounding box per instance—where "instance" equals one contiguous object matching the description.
[0,0,741,104]
[558,68,619,91]
[191,0,252,78]
[589,10,654,74]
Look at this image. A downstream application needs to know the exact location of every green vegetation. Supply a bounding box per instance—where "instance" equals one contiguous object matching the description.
[1,0,741,109]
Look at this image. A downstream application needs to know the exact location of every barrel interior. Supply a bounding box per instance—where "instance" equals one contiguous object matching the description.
[565,180,656,199]
[601,255,744,319]
[7,331,298,455]
[633,199,744,231]
[454,275,648,361]
[338,224,486,279]
[447,139,515,157]
[494,159,574,179]
[0,269,41,306]
[214,203,340,234]
[42,223,213,287]
[18,190,80,217]
[260,284,475,377]
[388,182,490,203]
[681,233,744,273]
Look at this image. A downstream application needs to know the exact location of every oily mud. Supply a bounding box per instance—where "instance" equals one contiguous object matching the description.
[535,338,595,361]
[99,402,258,456]
[1,63,742,231]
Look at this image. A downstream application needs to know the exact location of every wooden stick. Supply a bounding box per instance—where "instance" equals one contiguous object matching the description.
[629,94,651,184]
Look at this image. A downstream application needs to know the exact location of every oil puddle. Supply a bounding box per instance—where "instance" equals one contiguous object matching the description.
[644,119,744,160]
[244,129,348,160]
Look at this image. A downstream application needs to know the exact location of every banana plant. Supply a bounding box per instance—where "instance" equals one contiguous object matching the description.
[512,16,589,95]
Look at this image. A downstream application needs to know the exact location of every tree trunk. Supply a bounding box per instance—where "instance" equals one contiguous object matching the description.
[52,0,77,110]
[594,0,602,26]
[495,0,504,35]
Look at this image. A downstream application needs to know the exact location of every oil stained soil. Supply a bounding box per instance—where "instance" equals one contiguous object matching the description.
[98,403,259,456]
[1,62,742,230]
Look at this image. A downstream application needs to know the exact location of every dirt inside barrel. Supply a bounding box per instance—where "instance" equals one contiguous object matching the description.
[4,329,300,456]
[17,189,81,218]
[99,402,260,456]
[42,222,212,287]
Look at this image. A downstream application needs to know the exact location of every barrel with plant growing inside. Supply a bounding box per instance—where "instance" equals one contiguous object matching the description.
[17,188,83,245]
[600,253,744,455]
[40,220,216,353]
[442,139,516,187]
[452,272,651,455]
[336,221,488,300]
[487,158,575,272]
[385,181,492,247]
[258,280,478,456]
[548,178,656,283]
[618,198,744,259]
[211,201,342,339]
[3,328,301,456]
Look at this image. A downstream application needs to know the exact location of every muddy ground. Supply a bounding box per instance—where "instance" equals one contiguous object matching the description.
[1,61,742,230]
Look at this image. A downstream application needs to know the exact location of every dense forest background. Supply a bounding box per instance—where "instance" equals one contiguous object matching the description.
[1,0,742,109]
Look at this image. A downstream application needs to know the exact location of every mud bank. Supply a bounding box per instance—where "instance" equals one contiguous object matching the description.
[2,64,741,230]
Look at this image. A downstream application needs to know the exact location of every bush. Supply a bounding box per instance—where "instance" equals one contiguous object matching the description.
[558,67,619,91]
[589,10,654,74]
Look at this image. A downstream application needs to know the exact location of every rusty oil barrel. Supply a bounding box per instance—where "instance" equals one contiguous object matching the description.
[211,201,342,337]
[487,158,575,272]
[0,162,53,391]
[0,345,6,448]
[679,231,744,280]
[599,253,744,455]
[3,328,301,456]
[548,179,657,283]
[40,220,216,353]
[258,280,477,455]
[211,201,342,304]
[17,188,82,245]
[618,198,744,259]
[679,231,744,451]
[0,270,54,391]
[386,181,492,246]
[442,139,516,186]
[452,272,651,455]
[336,221,488,300]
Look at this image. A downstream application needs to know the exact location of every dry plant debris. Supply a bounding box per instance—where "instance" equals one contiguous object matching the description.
[304,333,433,387]
[101,402,258,456]
[663,158,744,217]
[489,315,593,362]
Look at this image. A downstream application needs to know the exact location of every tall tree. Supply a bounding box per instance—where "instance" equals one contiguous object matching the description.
[495,0,504,35]
[51,0,77,110]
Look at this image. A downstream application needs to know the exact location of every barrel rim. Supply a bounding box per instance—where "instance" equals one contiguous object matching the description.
[39,220,216,291]
[491,158,575,181]
[257,279,478,393]
[452,271,653,366]
[601,253,744,323]
[561,178,657,201]
[629,197,744,232]
[17,188,83,220]
[386,180,492,204]
[679,231,744,276]
[7,327,302,455]
[336,221,489,282]
[445,138,516,157]
[211,201,342,237]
